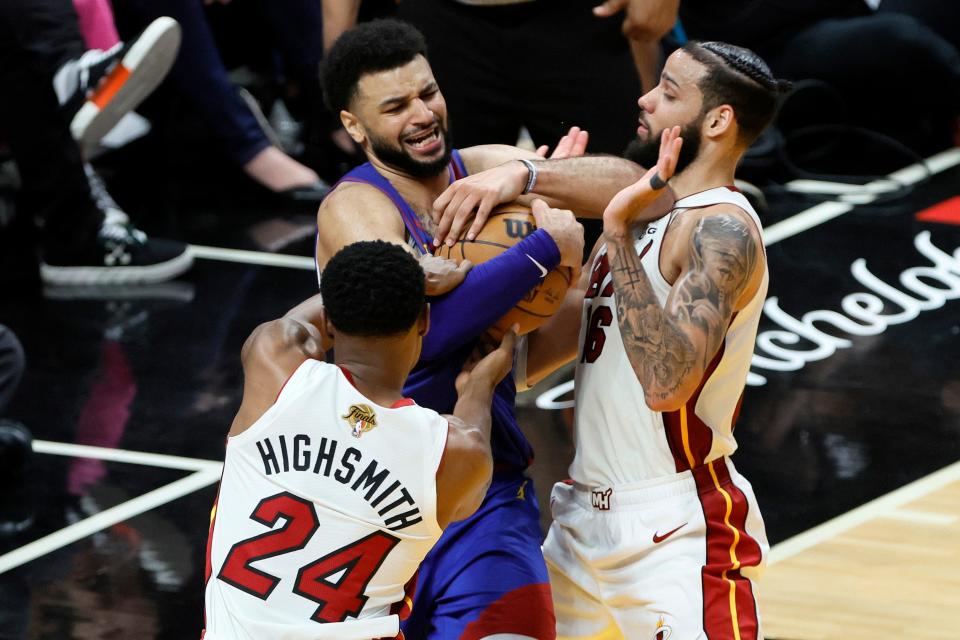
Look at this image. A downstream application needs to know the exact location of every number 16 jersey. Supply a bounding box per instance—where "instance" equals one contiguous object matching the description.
[204,360,448,640]
[572,187,768,487]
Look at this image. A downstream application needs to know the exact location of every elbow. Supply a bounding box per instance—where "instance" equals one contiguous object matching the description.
[643,382,697,413]
[644,394,687,413]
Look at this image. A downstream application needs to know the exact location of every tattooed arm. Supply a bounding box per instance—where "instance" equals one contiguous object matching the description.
[604,211,760,410]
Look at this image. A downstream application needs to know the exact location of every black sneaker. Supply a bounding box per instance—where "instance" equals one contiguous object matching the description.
[52,17,181,150]
[41,219,193,286]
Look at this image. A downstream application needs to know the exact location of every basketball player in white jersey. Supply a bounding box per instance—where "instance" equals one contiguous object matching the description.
[432,41,788,639]
[203,240,517,640]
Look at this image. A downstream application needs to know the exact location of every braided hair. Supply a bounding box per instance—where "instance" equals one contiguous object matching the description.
[682,40,791,146]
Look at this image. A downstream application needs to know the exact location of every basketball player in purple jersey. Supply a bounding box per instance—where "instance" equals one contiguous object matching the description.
[316,20,584,640]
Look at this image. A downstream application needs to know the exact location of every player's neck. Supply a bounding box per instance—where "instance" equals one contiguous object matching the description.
[668,156,738,201]
[334,343,411,407]
[369,156,450,198]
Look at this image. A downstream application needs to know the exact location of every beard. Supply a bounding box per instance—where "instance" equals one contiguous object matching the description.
[623,118,702,176]
[368,122,452,179]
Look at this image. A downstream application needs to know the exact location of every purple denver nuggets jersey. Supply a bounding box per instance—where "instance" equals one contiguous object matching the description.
[322,151,534,471]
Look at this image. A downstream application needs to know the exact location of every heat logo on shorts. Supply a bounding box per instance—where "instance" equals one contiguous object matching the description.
[590,487,612,511]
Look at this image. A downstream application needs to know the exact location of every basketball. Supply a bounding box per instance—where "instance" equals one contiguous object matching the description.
[435,202,573,337]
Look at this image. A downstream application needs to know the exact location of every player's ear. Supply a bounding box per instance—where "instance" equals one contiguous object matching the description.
[418,303,430,337]
[323,314,337,341]
[705,104,735,139]
[341,110,365,145]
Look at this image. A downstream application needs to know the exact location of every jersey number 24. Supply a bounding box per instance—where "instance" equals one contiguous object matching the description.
[218,492,400,623]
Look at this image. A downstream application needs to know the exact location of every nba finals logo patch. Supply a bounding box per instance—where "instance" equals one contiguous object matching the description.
[653,617,672,640]
[343,404,378,438]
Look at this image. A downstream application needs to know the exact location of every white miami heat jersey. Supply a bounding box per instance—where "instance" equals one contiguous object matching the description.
[570,187,768,487]
[204,360,448,640]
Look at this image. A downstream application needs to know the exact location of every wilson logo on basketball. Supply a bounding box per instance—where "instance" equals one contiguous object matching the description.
[342,404,378,438]
[503,218,534,240]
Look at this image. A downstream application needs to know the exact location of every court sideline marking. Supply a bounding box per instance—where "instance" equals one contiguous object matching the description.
[0,468,221,575]
[769,459,960,565]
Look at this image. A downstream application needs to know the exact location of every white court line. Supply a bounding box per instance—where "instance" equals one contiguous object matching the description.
[784,179,902,196]
[763,147,960,246]
[190,244,314,271]
[0,469,221,575]
[881,508,958,526]
[33,440,222,472]
[769,459,960,565]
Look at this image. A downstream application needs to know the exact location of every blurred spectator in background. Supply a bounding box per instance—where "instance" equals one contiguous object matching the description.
[662,0,960,153]
[324,0,641,157]
[119,0,331,200]
[0,0,192,287]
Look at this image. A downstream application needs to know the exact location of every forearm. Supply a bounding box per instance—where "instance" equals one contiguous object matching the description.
[282,294,333,352]
[322,0,361,52]
[631,39,661,95]
[452,384,495,446]
[530,156,646,218]
[421,230,560,360]
[605,232,698,409]
[524,289,585,387]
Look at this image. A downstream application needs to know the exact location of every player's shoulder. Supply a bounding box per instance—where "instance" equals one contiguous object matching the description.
[676,202,762,245]
[320,180,398,217]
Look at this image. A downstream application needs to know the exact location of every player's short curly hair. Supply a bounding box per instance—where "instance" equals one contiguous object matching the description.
[682,41,792,146]
[320,241,425,337]
[321,19,428,114]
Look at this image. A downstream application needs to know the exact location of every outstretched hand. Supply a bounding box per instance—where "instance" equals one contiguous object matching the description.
[432,127,588,247]
[536,126,589,160]
[602,126,682,235]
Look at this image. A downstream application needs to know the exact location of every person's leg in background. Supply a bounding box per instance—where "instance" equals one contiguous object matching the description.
[878,0,959,50]
[120,0,328,197]
[0,0,191,287]
[517,1,642,157]
[767,12,960,152]
[72,0,120,49]
[0,326,25,416]
[0,0,102,272]
[10,0,86,72]
[252,0,354,179]
[398,0,525,149]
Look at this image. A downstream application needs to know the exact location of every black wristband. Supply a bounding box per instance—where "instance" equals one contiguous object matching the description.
[650,173,668,190]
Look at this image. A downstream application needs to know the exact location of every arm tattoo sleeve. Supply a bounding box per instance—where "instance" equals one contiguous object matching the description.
[608,213,758,404]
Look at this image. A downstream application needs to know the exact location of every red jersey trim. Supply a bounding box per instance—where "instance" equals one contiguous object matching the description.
[693,460,763,640]
[337,365,416,409]
[459,583,556,640]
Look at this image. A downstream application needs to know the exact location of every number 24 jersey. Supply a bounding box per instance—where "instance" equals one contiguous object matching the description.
[204,360,448,640]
